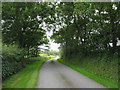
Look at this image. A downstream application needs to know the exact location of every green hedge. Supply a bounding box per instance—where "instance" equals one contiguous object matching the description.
[2,45,35,81]
[63,54,118,82]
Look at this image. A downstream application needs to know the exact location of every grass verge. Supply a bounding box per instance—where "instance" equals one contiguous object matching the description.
[59,60,118,88]
[2,57,48,88]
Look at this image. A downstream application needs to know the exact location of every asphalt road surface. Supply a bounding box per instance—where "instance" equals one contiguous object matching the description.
[37,59,107,88]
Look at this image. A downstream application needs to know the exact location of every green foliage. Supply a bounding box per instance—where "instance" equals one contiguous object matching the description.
[52,3,119,86]
[2,2,53,56]
[2,2,120,87]
[59,59,118,88]
[2,58,47,88]
[52,2,120,57]
[61,53,118,83]
[2,45,35,81]
[2,2,57,82]
[2,45,27,59]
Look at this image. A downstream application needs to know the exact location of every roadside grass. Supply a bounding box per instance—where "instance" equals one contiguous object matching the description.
[2,57,48,88]
[59,60,118,88]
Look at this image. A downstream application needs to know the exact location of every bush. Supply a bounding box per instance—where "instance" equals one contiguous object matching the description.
[63,53,119,82]
[2,45,35,81]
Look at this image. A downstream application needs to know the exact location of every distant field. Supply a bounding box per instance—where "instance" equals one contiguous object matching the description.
[39,51,60,59]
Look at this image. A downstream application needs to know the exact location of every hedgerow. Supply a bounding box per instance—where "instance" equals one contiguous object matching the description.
[2,45,35,81]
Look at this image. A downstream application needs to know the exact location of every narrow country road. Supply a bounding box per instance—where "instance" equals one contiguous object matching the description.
[37,59,107,88]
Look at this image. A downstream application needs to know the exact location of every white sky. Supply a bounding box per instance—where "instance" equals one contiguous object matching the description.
[49,40,60,51]
[39,22,60,51]
[46,27,60,51]
[39,41,60,51]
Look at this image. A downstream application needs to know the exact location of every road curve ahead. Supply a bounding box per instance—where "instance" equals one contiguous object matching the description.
[37,59,106,88]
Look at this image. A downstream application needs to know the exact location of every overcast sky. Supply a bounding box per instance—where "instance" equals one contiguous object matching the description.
[46,27,60,51]
[39,22,60,51]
